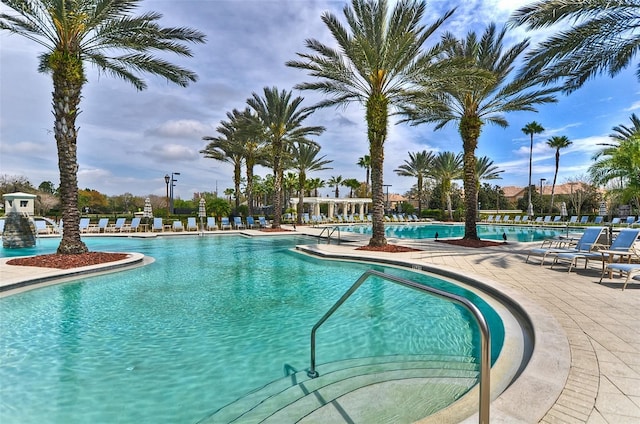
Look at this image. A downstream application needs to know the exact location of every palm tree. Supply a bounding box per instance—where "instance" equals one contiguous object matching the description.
[522,121,545,214]
[510,0,640,93]
[0,0,205,254]
[234,108,268,216]
[404,24,557,239]
[289,142,332,224]
[343,178,361,198]
[327,175,344,198]
[201,112,247,211]
[306,178,325,197]
[394,150,435,215]
[546,135,573,211]
[357,155,371,195]
[431,152,462,220]
[287,0,455,247]
[475,156,504,211]
[246,87,324,228]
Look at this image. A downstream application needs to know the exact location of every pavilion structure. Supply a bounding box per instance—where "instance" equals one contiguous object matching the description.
[289,197,372,221]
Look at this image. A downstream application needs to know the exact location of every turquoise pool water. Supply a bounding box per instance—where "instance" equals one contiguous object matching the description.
[342,223,579,242]
[0,236,504,423]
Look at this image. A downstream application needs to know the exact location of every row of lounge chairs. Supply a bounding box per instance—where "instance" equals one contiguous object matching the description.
[485,214,640,226]
[72,216,269,233]
[525,227,640,290]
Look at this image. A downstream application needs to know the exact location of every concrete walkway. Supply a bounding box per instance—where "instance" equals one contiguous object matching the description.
[1,228,638,423]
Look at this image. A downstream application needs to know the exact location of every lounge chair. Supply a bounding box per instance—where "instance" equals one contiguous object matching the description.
[594,216,604,224]
[552,228,640,273]
[121,217,140,232]
[35,220,50,234]
[542,216,552,224]
[525,226,605,265]
[567,216,578,225]
[258,216,268,228]
[513,216,521,224]
[233,216,245,229]
[579,216,589,225]
[152,218,164,232]
[522,216,529,224]
[599,263,640,290]
[172,220,184,231]
[186,217,198,231]
[611,217,621,225]
[206,216,218,230]
[107,217,126,232]
[220,217,232,230]
[79,218,90,233]
[246,216,257,229]
[552,216,562,224]
[485,215,494,223]
[625,216,636,226]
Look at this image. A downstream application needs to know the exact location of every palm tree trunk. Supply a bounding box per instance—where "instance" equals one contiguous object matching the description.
[367,93,388,247]
[272,141,283,228]
[297,172,305,225]
[234,162,241,211]
[549,150,559,212]
[460,116,482,240]
[52,57,88,255]
[246,160,255,216]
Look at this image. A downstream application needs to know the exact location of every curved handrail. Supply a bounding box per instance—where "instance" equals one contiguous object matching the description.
[307,269,490,424]
[317,226,340,244]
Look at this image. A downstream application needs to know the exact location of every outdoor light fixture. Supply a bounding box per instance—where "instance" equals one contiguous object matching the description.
[164,174,170,217]
[170,172,180,214]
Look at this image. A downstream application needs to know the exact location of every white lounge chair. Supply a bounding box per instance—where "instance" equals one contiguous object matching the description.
[552,228,640,273]
[172,220,184,231]
[206,216,217,230]
[233,216,245,229]
[152,218,164,232]
[599,263,640,290]
[525,227,605,265]
[220,217,232,230]
[186,217,198,231]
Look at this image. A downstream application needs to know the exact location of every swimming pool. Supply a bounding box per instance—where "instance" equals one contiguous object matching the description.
[0,236,504,423]
[341,223,580,242]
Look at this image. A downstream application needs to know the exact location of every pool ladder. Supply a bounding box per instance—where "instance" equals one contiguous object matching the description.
[318,226,340,244]
[307,269,491,424]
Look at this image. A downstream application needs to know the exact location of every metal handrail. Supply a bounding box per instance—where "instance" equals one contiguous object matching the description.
[317,226,340,244]
[307,269,491,424]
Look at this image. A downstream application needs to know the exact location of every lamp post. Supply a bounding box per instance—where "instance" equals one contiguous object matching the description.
[164,174,170,217]
[170,172,180,214]
[383,184,391,215]
[539,178,546,213]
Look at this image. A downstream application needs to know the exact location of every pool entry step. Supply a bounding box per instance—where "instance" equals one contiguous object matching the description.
[197,354,479,423]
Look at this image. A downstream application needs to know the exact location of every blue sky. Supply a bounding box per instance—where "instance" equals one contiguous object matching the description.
[1,0,638,200]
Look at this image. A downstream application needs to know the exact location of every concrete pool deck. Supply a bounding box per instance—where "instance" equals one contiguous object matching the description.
[1,227,638,423]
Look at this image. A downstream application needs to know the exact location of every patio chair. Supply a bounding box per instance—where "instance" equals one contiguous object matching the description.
[258,216,268,228]
[599,263,640,290]
[594,216,604,224]
[186,217,198,231]
[611,217,621,225]
[233,216,245,230]
[579,216,589,225]
[172,220,184,231]
[525,226,605,265]
[567,216,578,225]
[522,216,530,224]
[552,216,562,224]
[552,228,640,273]
[542,216,552,224]
[35,220,50,234]
[485,215,494,223]
[220,217,232,230]
[107,217,126,232]
[246,216,257,229]
[79,217,90,233]
[152,218,164,232]
[122,217,140,232]
[533,216,543,224]
[513,216,521,224]
[206,216,218,231]
[625,216,636,226]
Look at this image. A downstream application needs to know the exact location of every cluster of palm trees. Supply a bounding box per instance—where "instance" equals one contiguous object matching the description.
[394,151,503,220]
[3,0,638,253]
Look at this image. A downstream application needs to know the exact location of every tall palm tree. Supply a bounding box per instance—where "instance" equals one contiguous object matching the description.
[201,116,244,211]
[431,152,462,220]
[287,0,455,247]
[357,155,371,195]
[246,87,324,228]
[394,150,435,215]
[475,156,504,211]
[404,24,557,239]
[306,178,325,197]
[510,0,640,93]
[289,142,332,224]
[343,178,361,198]
[546,135,573,211]
[234,108,268,216]
[0,0,205,254]
[327,175,344,198]
[522,121,545,214]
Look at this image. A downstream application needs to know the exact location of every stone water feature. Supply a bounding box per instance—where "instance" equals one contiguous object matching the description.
[2,192,37,248]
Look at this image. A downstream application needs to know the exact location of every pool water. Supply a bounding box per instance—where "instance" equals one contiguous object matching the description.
[342,223,579,242]
[0,236,503,423]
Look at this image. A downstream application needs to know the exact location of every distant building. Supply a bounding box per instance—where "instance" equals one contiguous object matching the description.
[502,182,591,204]
[3,192,37,216]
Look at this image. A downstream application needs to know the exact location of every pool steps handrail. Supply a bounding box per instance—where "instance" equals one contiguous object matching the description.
[318,226,340,244]
[307,269,491,424]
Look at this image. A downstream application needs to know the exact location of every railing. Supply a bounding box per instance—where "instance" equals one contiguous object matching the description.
[307,269,491,424]
[317,226,340,244]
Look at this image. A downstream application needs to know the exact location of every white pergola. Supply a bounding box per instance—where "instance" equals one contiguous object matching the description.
[289,197,372,220]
